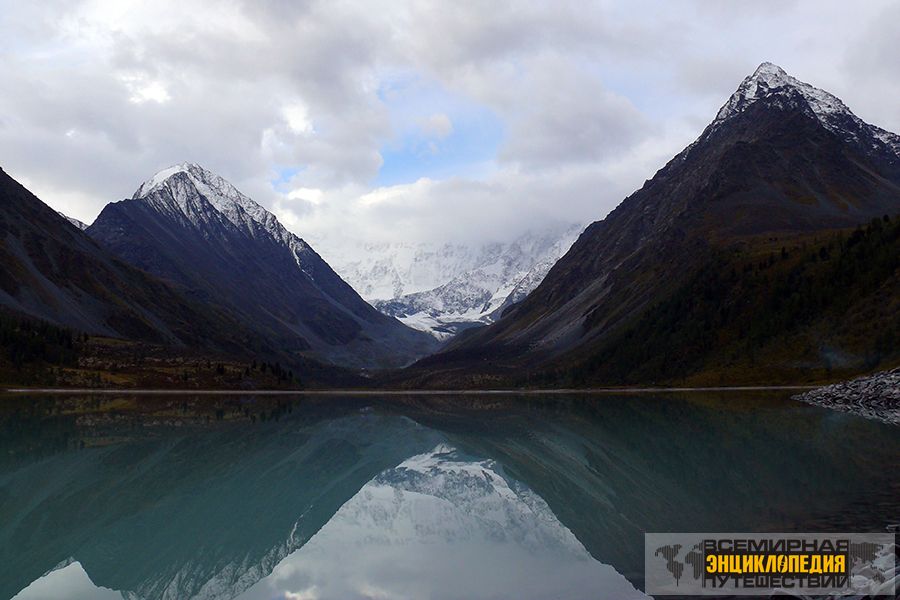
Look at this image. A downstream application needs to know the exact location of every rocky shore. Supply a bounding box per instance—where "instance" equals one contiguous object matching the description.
[793,368,900,425]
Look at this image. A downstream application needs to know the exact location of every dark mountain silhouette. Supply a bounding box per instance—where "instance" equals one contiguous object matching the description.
[0,166,257,353]
[87,163,438,369]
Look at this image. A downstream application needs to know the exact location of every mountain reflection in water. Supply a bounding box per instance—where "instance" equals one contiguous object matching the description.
[2,392,898,600]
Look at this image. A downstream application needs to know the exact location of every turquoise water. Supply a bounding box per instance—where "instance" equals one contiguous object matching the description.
[1,392,897,599]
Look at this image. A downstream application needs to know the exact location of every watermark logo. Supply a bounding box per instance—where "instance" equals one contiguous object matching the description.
[645,532,895,596]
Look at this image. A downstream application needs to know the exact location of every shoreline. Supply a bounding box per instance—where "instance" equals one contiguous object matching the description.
[793,368,900,426]
[2,385,819,395]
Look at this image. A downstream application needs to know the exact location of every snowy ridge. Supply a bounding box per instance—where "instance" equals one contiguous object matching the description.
[324,241,504,301]
[711,62,900,157]
[134,162,316,273]
[370,225,583,340]
[56,211,88,230]
[715,62,851,125]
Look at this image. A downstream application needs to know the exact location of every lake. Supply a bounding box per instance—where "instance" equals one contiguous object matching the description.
[1,391,898,599]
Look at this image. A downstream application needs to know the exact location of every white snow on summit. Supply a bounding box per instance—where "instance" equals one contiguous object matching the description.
[134,162,316,272]
[715,62,851,124]
[325,224,583,340]
[712,62,900,157]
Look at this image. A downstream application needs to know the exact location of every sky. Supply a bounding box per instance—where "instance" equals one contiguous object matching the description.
[1,0,899,255]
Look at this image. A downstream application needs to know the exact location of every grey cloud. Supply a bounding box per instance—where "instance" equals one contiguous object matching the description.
[397,0,666,75]
[0,0,897,249]
[0,0,391,219]
[672,57,752,99]
[497,56,651,169]
[841,2,900,132]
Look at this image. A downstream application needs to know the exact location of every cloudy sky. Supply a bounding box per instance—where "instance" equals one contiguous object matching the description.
[2,0,898,256]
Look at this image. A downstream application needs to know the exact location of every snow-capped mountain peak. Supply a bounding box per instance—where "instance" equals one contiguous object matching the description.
[135,162,238,201]
[134,162,314,269]
[712,62,900,158]
[135,162,274,231]
[716,62,851,124]
[327,224,583,340]
[90,163,439,367]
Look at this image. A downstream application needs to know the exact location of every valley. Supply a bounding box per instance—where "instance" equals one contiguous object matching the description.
[1,63,898,392]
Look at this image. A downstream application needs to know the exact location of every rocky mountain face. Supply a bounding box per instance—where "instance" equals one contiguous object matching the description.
[329,225,582,340]
[87,163,437,369]
[412,62,900,386]
[0,166,254,352]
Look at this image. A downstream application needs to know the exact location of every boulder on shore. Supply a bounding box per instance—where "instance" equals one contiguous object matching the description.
[792,368,900,425]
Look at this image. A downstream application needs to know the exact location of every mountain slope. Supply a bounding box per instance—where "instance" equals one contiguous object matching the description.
[412,62,900,386]
[372,225,582,340]
[88,163,437,369]
[56,211,88,231]
[0,166,255,352]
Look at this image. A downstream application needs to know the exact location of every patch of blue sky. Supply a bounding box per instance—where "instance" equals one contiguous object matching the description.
[270,165,303,192]
[373,71,504,186]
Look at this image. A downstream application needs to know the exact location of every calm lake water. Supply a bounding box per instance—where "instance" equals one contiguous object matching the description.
[1,391,898,600]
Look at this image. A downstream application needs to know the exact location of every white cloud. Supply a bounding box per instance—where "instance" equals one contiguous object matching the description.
[282,102,315,135]
[122,76,171,104]
[494,54,651,168]
[283,588,319,600]
[0,0,897,253]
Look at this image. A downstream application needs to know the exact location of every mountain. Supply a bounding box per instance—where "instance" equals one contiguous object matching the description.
[326,224,581,302]
[412,62,900,386]
[327,225,582,340]
[324,240,493,301]
[0,166,255,352]
[87,163,438,369]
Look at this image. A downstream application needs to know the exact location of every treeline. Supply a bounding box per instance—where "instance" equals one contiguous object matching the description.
[170,359,302,388]
[0,312,82,383]
[243,359,297,384]
[560,215,900,385]
[0,310,309,388]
